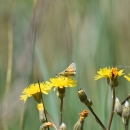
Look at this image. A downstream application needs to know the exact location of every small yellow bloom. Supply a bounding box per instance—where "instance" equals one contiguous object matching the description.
[37,103,44,111]
[20,82,52,103]
[50,76,77,90]
[124,74,130,82]
[37,103,46,123]
[94,67,124,80]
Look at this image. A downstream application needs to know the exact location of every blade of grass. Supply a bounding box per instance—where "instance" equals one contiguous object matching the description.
[1,23,13,130]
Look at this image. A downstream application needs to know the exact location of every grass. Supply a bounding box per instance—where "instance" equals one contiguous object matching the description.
[0,0,130,130]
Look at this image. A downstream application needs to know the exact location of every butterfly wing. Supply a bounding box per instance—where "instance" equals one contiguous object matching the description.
[59,62,76,77]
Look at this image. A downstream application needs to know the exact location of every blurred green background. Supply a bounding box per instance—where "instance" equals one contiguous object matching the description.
[0,0,130,130]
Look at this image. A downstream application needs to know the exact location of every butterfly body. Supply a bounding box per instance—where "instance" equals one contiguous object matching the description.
[59,62,76,77]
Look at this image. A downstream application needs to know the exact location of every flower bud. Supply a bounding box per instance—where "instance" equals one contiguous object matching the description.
[114,97,122,116]
[108,76,119,88]
[60,123,67,130]
[122,101,130,124]
[33,92,42,103]
[37,103,46,123]
[57,87,65,99]
[73,110,89,130]
[85,99,93,107]
[78,89,87,104]
[73,120,84,130]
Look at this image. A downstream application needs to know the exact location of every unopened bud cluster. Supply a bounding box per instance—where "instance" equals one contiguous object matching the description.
[115,98,130,124]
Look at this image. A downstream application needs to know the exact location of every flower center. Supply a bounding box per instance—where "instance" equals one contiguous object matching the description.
[111,68,118,78]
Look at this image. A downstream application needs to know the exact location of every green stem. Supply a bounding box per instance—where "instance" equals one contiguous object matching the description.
[60,98,63,126]
[122,94,130,105]
[45,110,58,130]
[88,107,106,130]
[108,88,115,130]
[125,120,129,130]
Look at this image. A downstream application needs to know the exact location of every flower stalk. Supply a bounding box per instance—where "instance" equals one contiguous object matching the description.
[89,107,106,130]
[78,89,106,130]
[125,120,129,130]
[45,110,58,130]
[108,88,115,130]
[121,94,130,105]
[60,97,63,126]
[57,87,65,126]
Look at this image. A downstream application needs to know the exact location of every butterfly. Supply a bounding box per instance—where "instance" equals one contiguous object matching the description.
[59,62,76,77]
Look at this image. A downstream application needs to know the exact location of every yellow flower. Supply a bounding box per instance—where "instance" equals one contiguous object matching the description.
[94,67,124,80]
[95,67,124,88]
[20,82,52,103]
[124,74,130,81]
[50,76,77,90]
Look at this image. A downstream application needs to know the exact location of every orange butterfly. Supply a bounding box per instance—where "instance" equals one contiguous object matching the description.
[59,62,76,77]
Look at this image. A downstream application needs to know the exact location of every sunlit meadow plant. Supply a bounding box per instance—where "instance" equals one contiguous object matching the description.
[20,65,130,130]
